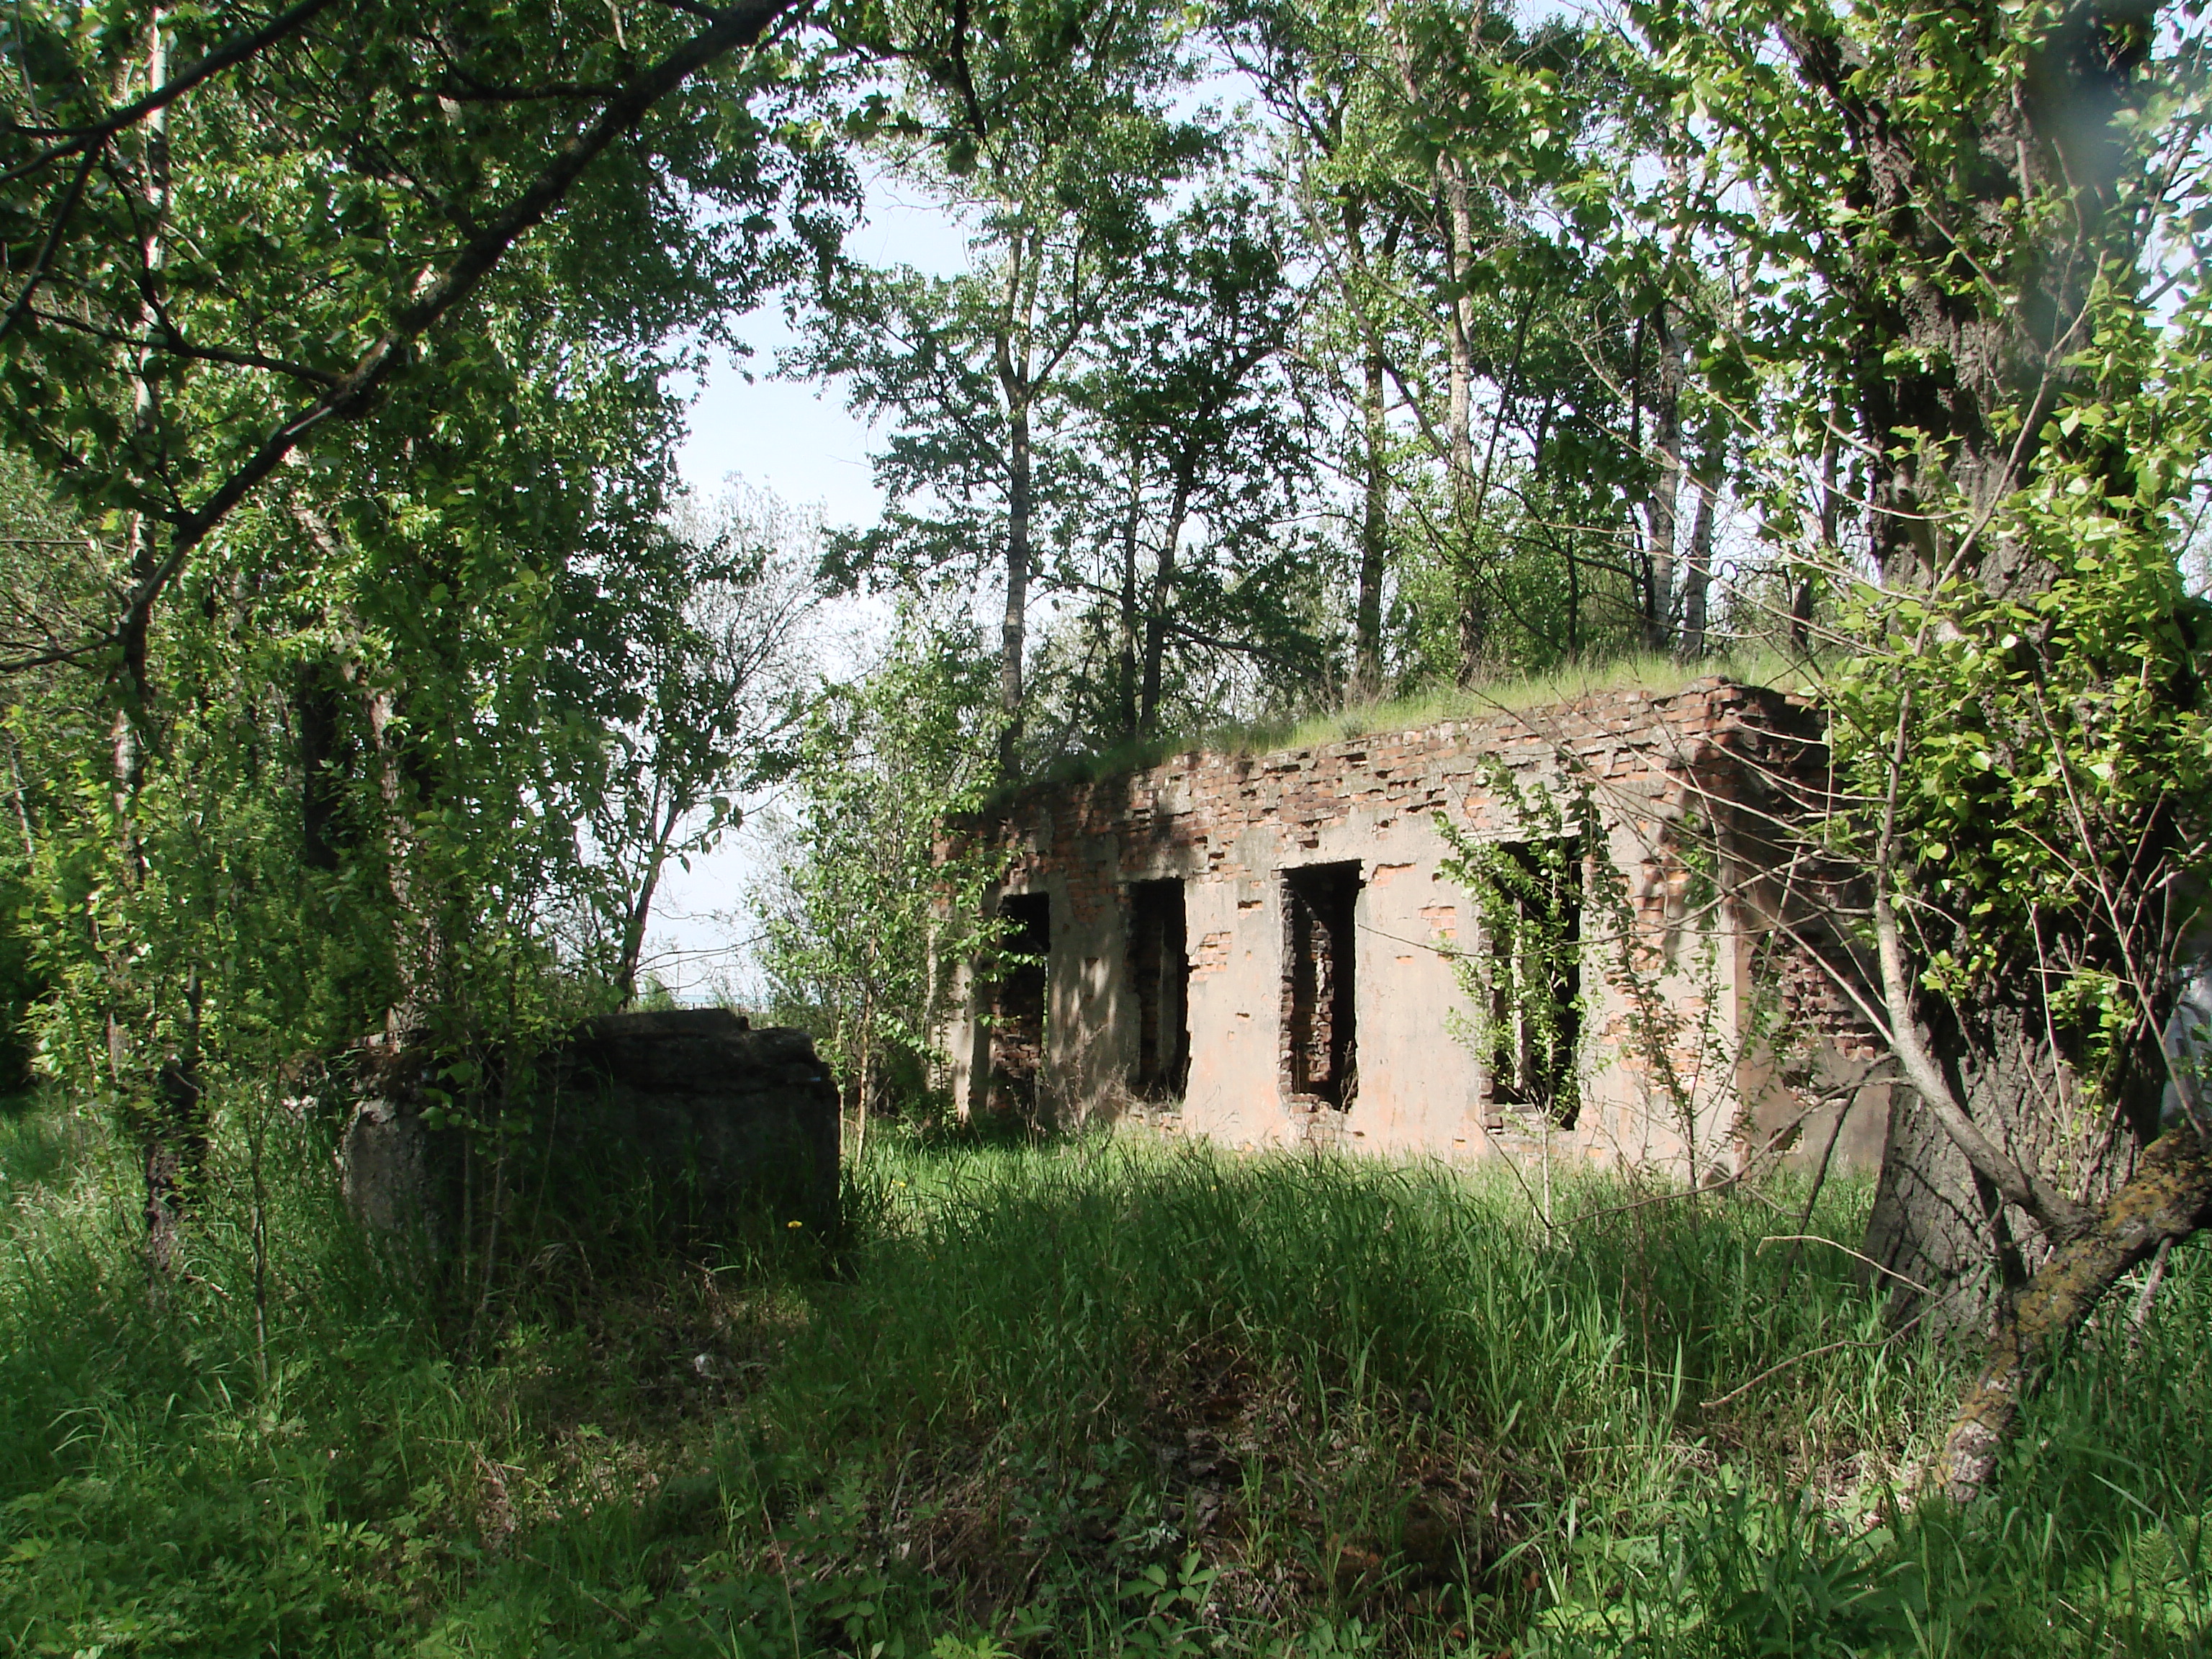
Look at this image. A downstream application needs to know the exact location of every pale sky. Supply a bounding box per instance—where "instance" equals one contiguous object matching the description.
[637,176,971,1003]
[673,168,976,512]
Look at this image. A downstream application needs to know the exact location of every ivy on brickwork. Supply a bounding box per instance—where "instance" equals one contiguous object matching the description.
[1435,763,1598,1130]
[1437,758,1762,1184]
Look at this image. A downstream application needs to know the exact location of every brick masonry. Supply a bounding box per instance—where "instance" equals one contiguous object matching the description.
[940,678,1889,1174]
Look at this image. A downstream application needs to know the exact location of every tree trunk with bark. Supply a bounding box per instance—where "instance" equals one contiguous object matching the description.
[1442,160,1483,683]
[1138,467,1195,735]
[614,804,680,1004]
[1354,349,1388,701]
[114,8,210,1273]
[1936,1125,2212,1503]
[998,385,1032,778]
[1118,450,1142,738]
[295,657,348,873]
[1755,0,2164,1402]
[1678,471,1715,658]
[1863,997,2147,1335]
[1642,306,1685,654]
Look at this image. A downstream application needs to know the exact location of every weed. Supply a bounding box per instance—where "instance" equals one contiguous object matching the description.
[0,1102,2203,1655]
[1021,648,1817,797]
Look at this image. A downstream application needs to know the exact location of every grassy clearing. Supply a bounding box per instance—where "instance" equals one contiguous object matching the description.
[0,1097,2205,1655]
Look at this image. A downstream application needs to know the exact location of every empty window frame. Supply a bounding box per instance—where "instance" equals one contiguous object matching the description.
[1282,861,1360,1108]
[990,892,1051,1112]
[1481,840,1583,1126]
[1125,879,1190,1099]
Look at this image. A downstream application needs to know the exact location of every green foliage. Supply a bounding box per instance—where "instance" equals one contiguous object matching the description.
[1436,759,1741,1173]
[1,0,842,535]
[1220,0,1690,687]
[1434,763,1599,1128]
[0,0,853,1123]
[587,482,822,997]
[4,1092,2208,1655]
[9,2,2212,1647]
[1,384,705,1097]
[757,610,1002,1115]
[1831,559,2209,967]
[1043,182,1332,742]
[0,238,827,1157]
[796,0,1265,765]
[1817,287,2212,1115]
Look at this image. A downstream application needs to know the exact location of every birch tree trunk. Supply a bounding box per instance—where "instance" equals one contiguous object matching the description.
[1442,158,1483,683]
[1642,306,1685,654]
[1678,431,1719,657]
[111,8,209,1274]
[1354,349,1388,700]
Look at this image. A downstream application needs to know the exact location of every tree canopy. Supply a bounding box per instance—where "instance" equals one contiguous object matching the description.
[7,0,2212,1508]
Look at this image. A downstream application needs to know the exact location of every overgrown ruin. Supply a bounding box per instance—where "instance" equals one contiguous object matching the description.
[940,679,1889,1177]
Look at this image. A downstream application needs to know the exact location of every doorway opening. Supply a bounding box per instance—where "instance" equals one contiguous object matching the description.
[1283,862,1360,1108]
[1126,880,1190,1098]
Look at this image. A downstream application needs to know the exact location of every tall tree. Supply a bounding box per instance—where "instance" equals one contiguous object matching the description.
[589,483,819,1002]
[1217,0,1422,697]
[802,0,1202,773]
[1063,186,1317,740]
[757,610,1000,1147]
[1631,0,2212,1494]
[1230,0,1662,686]
[1,0,844,1250]
[1,0,826,657]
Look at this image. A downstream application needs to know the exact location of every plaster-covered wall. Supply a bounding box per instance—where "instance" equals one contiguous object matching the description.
[940,679,1887,1175]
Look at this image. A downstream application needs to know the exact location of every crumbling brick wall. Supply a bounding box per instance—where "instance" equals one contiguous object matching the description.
[342,1009,842,1255]
[939,678,1887,1174]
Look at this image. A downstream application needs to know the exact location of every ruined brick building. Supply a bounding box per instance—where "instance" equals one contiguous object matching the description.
[938,679,1889,1177]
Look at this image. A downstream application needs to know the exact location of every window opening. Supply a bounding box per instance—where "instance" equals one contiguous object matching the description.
[991,892,1051,1115]
[1126,880,1190,1098]
[1482,840,1582,1126]
[1283,862,1360,1108]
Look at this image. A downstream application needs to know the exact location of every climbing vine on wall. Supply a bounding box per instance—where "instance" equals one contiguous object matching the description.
[1435,762,1601,1128]
[1438,759,1761,1182]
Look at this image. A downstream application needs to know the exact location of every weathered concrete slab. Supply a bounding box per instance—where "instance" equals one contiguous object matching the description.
[342,1010,840,1253]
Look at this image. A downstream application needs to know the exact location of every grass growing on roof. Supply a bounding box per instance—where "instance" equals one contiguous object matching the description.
[1030,646,1819,795]
[1252,644,1815,755]
[0,1098,2205,1655]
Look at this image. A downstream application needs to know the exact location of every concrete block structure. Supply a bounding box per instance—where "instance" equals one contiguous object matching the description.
[343,1009,842,1251]
[938,678,1889,1177]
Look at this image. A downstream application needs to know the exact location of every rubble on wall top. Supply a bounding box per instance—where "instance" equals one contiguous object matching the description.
[954,675,1817,856]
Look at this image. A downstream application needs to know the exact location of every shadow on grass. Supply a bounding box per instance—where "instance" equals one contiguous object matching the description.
[0,1104,2203,1657]
[442,1138,2212,1658]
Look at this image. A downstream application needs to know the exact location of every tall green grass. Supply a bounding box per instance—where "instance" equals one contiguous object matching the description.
[0,1098,2203,1656]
